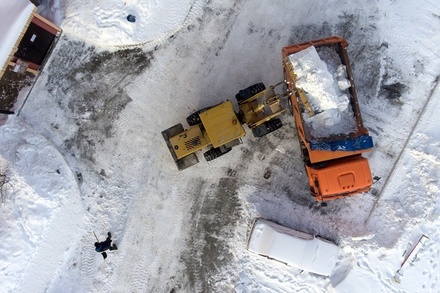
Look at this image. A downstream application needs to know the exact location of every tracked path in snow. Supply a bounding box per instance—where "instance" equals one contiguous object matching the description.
[365,75,440,225]
[19,195,86,292]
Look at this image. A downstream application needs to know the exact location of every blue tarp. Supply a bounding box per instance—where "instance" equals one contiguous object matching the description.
[310,134,374,151]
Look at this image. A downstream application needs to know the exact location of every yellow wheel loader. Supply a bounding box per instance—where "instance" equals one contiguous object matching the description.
[162,82,290,170]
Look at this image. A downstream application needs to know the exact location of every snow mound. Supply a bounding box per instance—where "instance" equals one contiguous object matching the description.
[60,0,196,48]
[0,117,84,292]
[288,46,357,138]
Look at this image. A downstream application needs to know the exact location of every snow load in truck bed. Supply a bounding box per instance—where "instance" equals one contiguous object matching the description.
[287,46,357,138]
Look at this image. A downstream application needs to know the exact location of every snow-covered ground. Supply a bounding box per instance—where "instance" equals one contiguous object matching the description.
[1,0,440,292]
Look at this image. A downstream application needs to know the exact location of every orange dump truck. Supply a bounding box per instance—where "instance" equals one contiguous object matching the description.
[282,36,373,201]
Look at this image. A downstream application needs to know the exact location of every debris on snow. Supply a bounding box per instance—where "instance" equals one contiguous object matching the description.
[393,234,429,283]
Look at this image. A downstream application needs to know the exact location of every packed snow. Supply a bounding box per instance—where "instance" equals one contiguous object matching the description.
[287,46,357,138]
[37,0,198,48]
[1,0,440,292]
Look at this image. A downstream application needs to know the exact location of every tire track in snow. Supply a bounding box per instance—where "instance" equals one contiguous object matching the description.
[79,233,98,290]
[102,191,152,292]
[105,171,193,292]
[365,75,440,225]
[17,194,86,292]
[181,177,242,292]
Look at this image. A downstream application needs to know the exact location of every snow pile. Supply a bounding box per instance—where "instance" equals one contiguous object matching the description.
[0,118,85,292]
[288,46,357,138]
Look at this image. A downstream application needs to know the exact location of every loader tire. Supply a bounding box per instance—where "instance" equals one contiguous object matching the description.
[235,82,266,104]
[204,147,232,161]
[267,118,283,133]
[186,112,201,126]
[252,118,283,138]
[187,105,216,126]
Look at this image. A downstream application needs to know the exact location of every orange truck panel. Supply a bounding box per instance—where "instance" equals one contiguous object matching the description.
[306,156,372,201]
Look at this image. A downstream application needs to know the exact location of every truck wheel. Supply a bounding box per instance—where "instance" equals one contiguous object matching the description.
[300,141,310,163]
[204,147,232,161]
[288,94,294,115]
[235,82,266,104]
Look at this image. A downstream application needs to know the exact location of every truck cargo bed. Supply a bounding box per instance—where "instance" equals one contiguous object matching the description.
[283,36,373,155]
[282,36,374,201]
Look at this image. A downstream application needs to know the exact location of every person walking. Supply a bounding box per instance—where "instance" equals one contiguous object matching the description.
[95,232,118,259]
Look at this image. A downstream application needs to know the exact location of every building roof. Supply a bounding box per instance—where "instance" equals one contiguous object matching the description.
[0,0,36,77]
